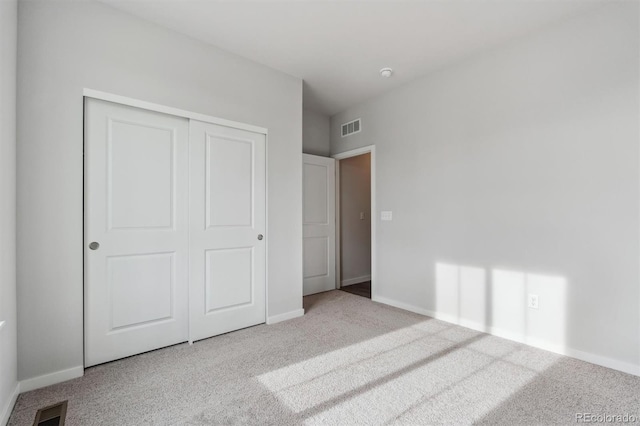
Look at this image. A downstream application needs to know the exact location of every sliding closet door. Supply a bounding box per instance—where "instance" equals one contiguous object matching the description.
[84,98,189,367]
[189,120,266,342]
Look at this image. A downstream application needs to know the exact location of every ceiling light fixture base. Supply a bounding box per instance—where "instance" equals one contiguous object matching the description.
[379,67,393,78]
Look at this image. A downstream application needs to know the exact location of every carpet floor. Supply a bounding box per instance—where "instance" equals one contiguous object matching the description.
[9,291,640,425]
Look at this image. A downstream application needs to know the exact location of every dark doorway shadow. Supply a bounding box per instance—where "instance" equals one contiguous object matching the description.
[340,281,371,299]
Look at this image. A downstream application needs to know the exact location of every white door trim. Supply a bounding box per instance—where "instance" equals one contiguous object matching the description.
[83,89,268,135]
[332,145,376,299]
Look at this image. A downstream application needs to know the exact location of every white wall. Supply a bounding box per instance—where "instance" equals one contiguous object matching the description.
[331,4,640,373]
[303,108,330,156]
[0,0,18,421]
[340,154,371,285]
[17,0,302,384]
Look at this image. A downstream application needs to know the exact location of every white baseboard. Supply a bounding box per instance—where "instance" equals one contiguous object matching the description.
[1,382,20,426]
[266,309,305,325]
[341,275,372,287]
[20,365,84,393]
[561,347,640,376]
[372,295,431,316]
[372,295,640,377]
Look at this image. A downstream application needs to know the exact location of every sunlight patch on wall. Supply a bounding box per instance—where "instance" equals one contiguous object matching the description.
[435,263,487,328]
[435,262,567,351]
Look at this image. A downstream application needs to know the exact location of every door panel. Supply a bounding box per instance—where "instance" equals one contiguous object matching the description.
[84,98,189,367]
[304,164,329,224]
[205,247,253,311]
[189,120,266,342]
[109,120,175,229]
[303,237,329,278]
[206,137,254,227]
[108,252,174,329]
[303,154,336,296]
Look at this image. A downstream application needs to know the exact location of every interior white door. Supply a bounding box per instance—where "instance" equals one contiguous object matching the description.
[303,154,336,295]
[84,98,189,367]
[189,120,266,342]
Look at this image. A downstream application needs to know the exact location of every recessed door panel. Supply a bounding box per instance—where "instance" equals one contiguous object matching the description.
[303,237,329,278]
[206,248,253,312]
[304,164,328,224]
[206,136,253,228]
[109,252,174,330]
[109,120,175,230]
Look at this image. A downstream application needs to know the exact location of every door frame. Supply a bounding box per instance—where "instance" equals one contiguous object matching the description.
[83,89,269,359]
[83,89,268,134]
[332,145,376,298]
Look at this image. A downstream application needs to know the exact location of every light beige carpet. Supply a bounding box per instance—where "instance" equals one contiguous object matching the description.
[9,290,640,425]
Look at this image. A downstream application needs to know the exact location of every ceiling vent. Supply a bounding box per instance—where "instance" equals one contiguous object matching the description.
[341,118,361,138]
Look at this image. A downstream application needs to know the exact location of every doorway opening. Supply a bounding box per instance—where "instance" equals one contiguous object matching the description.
[334,146,375,299]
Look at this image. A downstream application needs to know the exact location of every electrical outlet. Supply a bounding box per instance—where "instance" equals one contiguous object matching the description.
[527,294,539,310]
[360,212,365,220]
[381,211,393,221]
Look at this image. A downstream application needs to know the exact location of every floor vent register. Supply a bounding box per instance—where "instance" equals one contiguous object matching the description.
[33,401,67,426]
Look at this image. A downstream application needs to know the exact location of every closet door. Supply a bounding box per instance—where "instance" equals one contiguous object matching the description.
[189,120,266,342]
[84,98,189,367]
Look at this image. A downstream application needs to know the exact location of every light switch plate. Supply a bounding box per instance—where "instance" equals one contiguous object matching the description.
[527,294,539,310]
[360,212,365,220]
[381,211,393,221]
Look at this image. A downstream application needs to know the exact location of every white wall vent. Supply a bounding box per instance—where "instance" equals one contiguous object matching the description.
[341,118,361,137]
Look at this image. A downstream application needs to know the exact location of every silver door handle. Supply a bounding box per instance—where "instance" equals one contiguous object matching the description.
[89,242,100,250]
[257,234,264,241]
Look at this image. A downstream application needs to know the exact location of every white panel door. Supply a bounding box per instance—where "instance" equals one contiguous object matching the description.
[303,154,336,295]
[84,98,189,367]
[189,120,266,342]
